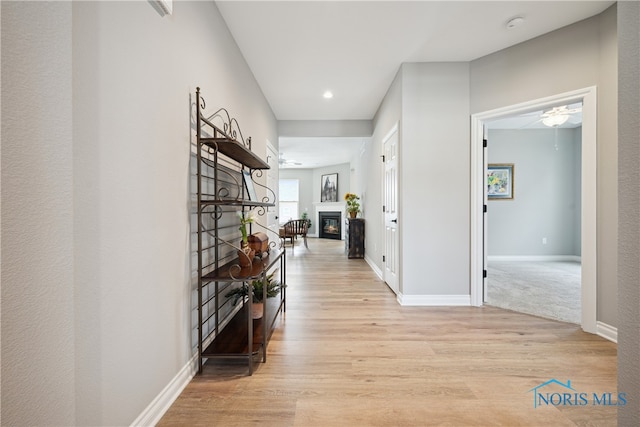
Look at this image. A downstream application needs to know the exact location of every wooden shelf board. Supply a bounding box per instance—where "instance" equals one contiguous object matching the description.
[202,297,283,357]
[201,249,283,282]
[200,138,270,170]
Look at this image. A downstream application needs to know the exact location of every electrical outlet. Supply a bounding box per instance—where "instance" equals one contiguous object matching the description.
[542,237,547,245]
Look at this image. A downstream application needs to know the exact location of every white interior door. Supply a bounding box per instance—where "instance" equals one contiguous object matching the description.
[383,126,399,294]
[266,141,279,236]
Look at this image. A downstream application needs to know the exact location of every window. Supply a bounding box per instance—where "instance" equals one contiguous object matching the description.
[279,179,299,223]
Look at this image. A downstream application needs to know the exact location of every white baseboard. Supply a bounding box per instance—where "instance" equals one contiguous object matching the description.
[398,294,471,306]
[131,303,244,426]
[596,321,618,343]
[130,355,198,427]
[364,255,383,280]
[488,255,581,262]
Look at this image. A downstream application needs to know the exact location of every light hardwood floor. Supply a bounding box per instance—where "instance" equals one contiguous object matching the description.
[159,238,617,426]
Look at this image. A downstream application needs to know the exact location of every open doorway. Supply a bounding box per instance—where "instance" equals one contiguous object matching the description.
[470,87,597,334]
[483,105,582,324]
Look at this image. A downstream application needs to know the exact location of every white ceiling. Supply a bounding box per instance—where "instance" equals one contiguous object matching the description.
[216,1,608,168]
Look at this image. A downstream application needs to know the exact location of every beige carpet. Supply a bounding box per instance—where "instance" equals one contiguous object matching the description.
[486,260,581,324]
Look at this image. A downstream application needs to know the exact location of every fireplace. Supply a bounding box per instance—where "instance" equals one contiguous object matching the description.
[319,211,342,240]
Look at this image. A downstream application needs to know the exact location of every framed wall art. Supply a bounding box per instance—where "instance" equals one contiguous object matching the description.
[487,164,514,200]
[320,173,338,202]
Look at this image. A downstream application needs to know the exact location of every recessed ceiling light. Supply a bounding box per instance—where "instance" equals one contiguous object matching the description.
[323,91,333,99]
[506,16,524,29]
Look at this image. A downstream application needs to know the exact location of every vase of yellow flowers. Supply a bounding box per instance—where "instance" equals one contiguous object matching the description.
[344,193,360,218]
[237,210,256,267]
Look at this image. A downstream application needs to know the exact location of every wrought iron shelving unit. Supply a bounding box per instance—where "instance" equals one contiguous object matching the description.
[194,87,285,375]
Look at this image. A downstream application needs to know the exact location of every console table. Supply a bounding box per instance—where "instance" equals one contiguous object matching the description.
[345,218,365,259]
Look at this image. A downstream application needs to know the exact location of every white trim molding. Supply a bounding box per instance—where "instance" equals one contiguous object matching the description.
[131,355,198,427]
[487,255,581,262]
[596,321,618,343]
[131,302,245,425]
[398,294,471,306]
[365,255,383,280]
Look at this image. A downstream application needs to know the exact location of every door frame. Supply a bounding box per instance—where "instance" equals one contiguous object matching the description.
[470,87,597,334]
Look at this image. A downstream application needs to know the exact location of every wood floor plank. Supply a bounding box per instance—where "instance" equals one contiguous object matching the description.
[158,238,617,426]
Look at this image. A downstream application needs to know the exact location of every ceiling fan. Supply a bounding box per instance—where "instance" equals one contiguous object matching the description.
[540,104,582,127]
[516,103,583,129]
[278,153,302,167]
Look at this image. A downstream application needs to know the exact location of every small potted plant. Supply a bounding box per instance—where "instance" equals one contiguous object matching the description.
[225,271,285,319]
[301,211,312,229]
[344,193,360,218]
[237,210,256,267]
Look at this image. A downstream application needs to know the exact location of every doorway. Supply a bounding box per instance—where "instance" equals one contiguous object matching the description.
[484,114,582,324]
[383,124,399,295]
[470,87,597,334]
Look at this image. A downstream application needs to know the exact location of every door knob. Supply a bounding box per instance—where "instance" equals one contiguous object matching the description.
[391,219,398,223]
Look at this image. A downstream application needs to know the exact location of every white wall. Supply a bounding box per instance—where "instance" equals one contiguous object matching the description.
[278,120,372,137]
[487,128,581,257]
[617,2,640,424]
[595,3,619,331]
[0,6,3,423]
[313,163,351,205]
[400,63,470,298]
[2,1,277,425]
[370,63,471,299]
[349,137,369,218]
[2,3,75,425]
[470,5,618,326]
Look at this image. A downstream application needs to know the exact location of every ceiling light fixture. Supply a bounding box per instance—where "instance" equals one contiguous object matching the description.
[542,114,570,127]
[506,16,524,29]
[541,105,573,127]
[323,91,333,99]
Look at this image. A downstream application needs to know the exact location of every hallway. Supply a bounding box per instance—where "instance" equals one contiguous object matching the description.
[159,238,616,426]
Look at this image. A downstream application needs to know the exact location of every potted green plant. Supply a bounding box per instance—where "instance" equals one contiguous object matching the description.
[344,193,361,218]
[225,271,285,319]
[301,211,312,229]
